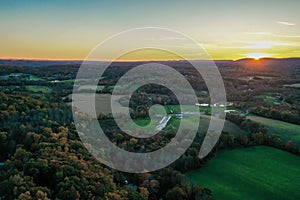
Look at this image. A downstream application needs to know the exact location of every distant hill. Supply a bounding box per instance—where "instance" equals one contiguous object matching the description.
[0,59,83,67]
[0,58,299,68]
[234,58,300,68]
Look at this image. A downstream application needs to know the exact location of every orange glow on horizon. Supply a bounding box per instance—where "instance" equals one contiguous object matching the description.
[245,53,273,60]
[0,56,84,61]
[0,55,297,62]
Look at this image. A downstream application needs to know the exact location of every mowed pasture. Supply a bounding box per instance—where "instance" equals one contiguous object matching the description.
[164,105,245,135]
[26,86,53,101]
[247,115,300,143]
[70,93,127,117]
[129,118,162,132]
[257,93,280,105]
[186,146,300,200]
[131,112,246,136]
[26,85,52,94]
[166,114,247,136]
[158,104,237,115]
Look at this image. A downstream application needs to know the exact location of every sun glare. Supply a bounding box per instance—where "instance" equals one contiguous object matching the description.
[246,53,271,60]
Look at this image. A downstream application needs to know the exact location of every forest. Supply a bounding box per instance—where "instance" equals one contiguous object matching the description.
[0,58,300,199]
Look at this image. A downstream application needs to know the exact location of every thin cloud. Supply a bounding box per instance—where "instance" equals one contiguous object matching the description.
[245,32,300,38]
[276,21,295,26]
[145,37,186,41]
[222,41,295,49]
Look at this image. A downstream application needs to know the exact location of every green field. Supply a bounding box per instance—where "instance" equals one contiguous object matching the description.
[128,104,244,135]
[114,104,243,134]
[186,146,300,200]
[167,114,246,135]
[129,118,161,131]
[131,114,246,136]
[148,105,240,116]
[247,115,300,143]
[26,86,53,94]
[59,79,75,84]
[257,93,280,105]
[29,75,44,81]
[154,105,237,115]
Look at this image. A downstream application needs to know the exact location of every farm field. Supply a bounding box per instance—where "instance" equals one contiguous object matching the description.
[131,113,246,136]
[161,105,244,135]
[247,115,300,143]
[28,75,44,81]
[257,93,280,105]
[186,146,300,200]
[158,105,237,115]
[70,93,127,116]
[26,85,52,94]
[59,79,75,84]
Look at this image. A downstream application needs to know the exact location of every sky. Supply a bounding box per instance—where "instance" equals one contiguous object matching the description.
[0,0,300,61]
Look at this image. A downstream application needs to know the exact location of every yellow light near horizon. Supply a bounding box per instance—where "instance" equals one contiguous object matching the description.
[246,53,271,60]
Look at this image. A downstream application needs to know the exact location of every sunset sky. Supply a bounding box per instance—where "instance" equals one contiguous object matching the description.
[1,0,300,61]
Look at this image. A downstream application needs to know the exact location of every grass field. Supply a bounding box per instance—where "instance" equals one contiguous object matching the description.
[186,146,300,200]
[257,93,280,105]
[71,94,127,116]
[59,79,75,84]
[154,105,237,115]
[126,104,245,135]
[29,75,44,81]
[129,118,161,132]
[131,113,246,136]
[163,105,244,135]
[26,86,53,101]
[26,86,53,94]
[247,115,300,143]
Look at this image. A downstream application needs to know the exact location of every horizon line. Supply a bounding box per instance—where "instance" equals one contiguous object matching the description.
[1,56,300,63]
